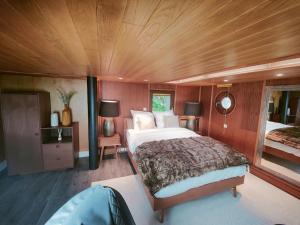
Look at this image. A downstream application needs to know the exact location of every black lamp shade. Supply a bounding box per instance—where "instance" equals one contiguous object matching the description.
[99,100,119,117]
[184,102,201,116]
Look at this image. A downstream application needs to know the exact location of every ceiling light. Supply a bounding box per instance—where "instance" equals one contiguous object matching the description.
[276,73,283,77]
[224,79,229,82]
[118,77,123,80]
[144,79,149,82]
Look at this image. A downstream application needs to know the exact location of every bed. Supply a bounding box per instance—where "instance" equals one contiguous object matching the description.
[124,118,248,223]
[264,121,300,164]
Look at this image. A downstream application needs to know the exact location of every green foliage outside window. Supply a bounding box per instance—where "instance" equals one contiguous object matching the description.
[152,95,171,112]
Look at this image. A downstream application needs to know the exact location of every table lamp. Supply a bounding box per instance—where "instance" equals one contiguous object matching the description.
[99,100,119,137]
[184,102,201,131]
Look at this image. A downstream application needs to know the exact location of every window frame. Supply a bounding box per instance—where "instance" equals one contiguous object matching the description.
[150,90,175,112]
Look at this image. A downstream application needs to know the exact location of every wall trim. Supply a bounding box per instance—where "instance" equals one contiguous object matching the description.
[76,147,127,158]
[0,160,7,172]
[76,150,89,158]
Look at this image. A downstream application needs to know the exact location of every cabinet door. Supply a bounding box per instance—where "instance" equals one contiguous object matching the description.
[43,143,74,170]
[1,94,43,175]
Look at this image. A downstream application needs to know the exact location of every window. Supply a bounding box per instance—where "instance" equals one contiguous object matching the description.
[150,90,174,112]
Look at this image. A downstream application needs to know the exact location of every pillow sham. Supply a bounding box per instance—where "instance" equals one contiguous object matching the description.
[152,110,174,128]
[163,115,180,128]
[130,110,156,130]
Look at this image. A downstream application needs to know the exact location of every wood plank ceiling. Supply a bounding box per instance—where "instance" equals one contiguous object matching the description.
[0,0,300,84]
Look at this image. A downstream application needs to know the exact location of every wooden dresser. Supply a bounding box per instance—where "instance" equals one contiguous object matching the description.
[1,92,50,175]
[1,91,79,174]
[41,123,79,171]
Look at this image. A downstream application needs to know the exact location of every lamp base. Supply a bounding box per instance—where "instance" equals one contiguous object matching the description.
[186,117,196,131]
[103,118,115,137]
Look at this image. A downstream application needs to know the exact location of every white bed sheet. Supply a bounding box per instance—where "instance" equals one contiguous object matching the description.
[126,127,200,153]
[126,127,247,198]
[264,121,300,157]
[264,139,300,157]
[265,121,292,134]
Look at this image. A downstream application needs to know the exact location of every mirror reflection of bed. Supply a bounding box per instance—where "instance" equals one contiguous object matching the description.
[261,90,300,184]
[263,121,300,182]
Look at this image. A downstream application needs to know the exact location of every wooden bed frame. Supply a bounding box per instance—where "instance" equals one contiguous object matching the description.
[124,118,245,223]
[264,145,300,164]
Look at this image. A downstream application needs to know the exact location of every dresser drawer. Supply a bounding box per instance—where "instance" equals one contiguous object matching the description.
[42,143,74,170]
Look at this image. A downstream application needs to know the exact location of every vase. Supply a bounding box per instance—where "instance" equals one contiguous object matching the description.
[51,112,59,127]
[186,116,196,131]
[103,118,115,137]
[62,105,72,126]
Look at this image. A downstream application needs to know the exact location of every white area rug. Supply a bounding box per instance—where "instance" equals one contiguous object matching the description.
[92,173,300,225]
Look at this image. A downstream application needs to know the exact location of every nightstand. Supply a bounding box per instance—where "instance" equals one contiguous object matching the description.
[99,133,121,161]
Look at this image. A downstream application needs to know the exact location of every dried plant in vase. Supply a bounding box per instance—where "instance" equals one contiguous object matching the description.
[57,88,76,126]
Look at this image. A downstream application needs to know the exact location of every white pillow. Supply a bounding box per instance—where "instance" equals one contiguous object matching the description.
[164,115,180,128]
[130,110,156,130]
[152,110,174,128]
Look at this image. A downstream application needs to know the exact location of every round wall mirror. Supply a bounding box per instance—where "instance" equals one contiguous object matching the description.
[215,91,235,115]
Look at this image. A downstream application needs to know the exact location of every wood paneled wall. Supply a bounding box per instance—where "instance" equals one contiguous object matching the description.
[99,81,200,143]
[266,77,300,86]
[199,86,213,136]
[200,81,264,163]
[150,84,175,91]
[175,86,200,115]
[100,81,149,142]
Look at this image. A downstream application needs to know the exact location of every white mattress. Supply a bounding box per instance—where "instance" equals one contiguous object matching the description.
[155,165,247,198]
[264,121,300,157]
[126,127,247,198]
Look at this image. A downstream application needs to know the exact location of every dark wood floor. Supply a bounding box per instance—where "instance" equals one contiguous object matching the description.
[0,153,133,225]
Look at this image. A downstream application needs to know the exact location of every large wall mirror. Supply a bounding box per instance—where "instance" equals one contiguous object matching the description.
[256,85,300,188]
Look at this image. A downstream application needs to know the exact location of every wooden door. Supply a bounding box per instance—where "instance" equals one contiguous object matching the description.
[1,93,43,175]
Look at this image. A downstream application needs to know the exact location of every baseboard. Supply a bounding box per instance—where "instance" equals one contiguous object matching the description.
[76,150,89,158]
[76,147,127,158]
[0,160,7,172]
[119,147,128,153]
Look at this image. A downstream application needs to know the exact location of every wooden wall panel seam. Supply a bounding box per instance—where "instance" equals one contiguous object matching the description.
[208,85,214,136]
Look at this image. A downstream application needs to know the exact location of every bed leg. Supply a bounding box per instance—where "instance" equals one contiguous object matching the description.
[159,209,165,223]
[232,187,237,197]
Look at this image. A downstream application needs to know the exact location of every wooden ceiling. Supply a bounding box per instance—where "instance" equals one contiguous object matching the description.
[0,0,300,84]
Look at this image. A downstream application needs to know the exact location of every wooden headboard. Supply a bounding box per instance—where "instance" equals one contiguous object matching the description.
[124,118,133,130]
[123,118,133,147]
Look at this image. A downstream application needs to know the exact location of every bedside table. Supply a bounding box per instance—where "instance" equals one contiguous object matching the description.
[99,133,121,161]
